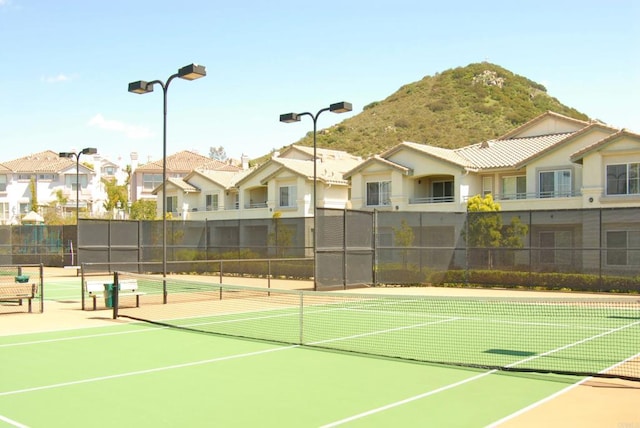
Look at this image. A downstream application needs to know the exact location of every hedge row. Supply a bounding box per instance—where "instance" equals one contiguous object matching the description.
[376,264,640,293]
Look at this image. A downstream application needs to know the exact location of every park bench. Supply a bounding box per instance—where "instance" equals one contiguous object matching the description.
[0,279,37,313]
[84,279,144,310]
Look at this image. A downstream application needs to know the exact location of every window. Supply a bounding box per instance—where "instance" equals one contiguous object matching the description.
[606,163,640,195]
[501,176,526,199]
[103,166,116,175]
[482,177,493,197]
[38,174,56,181]
[0,175,7,192]
[65,174,88,190]
[206,194,219,211]
[539,170,571,198]
[143,173,163,191]
[432,180,453,202]
[166,196,177,214]
[279,185,296,208]
[606,230,640,266]
[0,202,9,221]
[539,231,572,265]
[366,181,391,206]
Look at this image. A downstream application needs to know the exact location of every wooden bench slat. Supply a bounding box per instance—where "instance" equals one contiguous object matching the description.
[0,283,37,312]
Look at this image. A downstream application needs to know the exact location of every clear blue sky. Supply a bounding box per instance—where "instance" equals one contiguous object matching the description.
[1,0,638,166]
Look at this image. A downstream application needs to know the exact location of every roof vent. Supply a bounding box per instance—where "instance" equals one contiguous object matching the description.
[480,141,492,149]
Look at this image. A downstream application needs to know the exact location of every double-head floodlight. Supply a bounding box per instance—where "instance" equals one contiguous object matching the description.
[58,147,98,274]
[128,63,206,95]
[279,101,352,124]
[59,147,97,159]
[279,101,353,290]
[127,63,207,294]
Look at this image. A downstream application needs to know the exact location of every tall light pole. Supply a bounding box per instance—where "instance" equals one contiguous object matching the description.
[279,102,352,289]
[59,147,98,266]
[128,64,206,284]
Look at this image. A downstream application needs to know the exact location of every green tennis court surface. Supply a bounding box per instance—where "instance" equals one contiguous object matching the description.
[2,274,638,426]
[114,273,640,382]
[0,322,595,427]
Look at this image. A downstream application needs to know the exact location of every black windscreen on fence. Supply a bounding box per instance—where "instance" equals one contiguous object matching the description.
[0,208,637,291]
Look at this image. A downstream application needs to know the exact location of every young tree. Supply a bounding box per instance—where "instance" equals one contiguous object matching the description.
[44,189,73,225]
[130,200,157,220]
[102,177,128,215]
[29,176,38,212]
[268,211,293,258]
[465,194,528,268]
[392,219,415,268]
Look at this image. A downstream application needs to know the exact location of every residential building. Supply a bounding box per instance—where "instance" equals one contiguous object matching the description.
[345,111,638,212]
[156,146,362,221]
[131,150,241,211]
[158,112,640,221]
[344,111,640,274]
[0,150,108,224]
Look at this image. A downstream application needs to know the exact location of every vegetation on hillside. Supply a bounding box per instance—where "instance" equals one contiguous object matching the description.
[282,62,589,158]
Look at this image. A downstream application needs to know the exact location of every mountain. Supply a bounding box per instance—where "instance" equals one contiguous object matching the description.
[286,62,589,158]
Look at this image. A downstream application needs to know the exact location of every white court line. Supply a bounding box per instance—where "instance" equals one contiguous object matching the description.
[486,350,640,428]
[320,320,640,427]
[0,326,166,348]
[0,345,297,397]
[0,314,461,398]
[4,303,637,426]
[0,414,29,428]
[320,370,498,428]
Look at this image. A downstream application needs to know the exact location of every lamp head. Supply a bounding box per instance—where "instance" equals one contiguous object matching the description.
[279,113,300,123]
[81,147,98,155]
[329,101,352,113]
[128,81,153,94]
[178,63,206,80]
[59,152,75,159]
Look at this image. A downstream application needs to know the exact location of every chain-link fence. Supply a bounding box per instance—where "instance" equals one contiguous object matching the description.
[374,208,640,292]
[1,208,639,292]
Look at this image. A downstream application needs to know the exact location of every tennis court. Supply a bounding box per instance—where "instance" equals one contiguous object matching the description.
[1,271,639,427]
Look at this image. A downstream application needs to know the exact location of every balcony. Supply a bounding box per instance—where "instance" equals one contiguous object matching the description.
[494,190,581,200]
[409,196,455,204]
[245,202,268,209]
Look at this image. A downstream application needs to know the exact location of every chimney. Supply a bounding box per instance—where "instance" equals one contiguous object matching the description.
[130,152,139,171]
[241,154,250,170]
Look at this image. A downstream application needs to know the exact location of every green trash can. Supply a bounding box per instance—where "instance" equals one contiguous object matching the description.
[104,283,115,308]
[15,275,30,283]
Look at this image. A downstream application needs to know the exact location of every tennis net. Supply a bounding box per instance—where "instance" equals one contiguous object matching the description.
[113,272,640,381]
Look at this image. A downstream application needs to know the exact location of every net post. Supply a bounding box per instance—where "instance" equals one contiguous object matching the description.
[112,272,119,320]
[163,277,167,304]
[80,262,85,310]
[39,263,44,313]
[298,291,304,344]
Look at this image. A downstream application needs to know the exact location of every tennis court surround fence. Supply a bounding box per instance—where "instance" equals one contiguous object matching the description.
[2,207,640,291]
